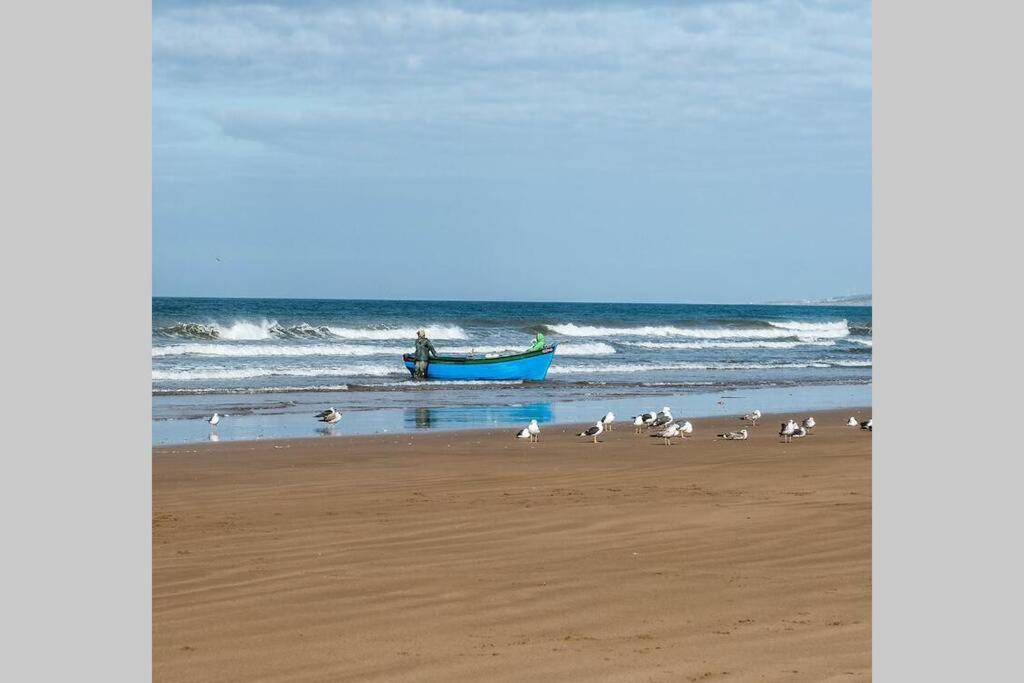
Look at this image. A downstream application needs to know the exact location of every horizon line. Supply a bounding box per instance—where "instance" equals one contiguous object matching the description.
[151,294,872,307]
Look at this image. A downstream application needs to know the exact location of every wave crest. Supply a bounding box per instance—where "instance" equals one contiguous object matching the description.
[545,320,849,340]
[156,320,468,341]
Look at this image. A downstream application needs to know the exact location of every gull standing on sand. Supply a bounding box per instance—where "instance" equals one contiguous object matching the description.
[208,412,220,428]
[779,420,798,443]
[802,416,816,432]
[717,428,748,440]
[652,422,681,445]
[516,419,540,443]
[650,407,673,429]
[632,414,645,434]
[741,409,762,426]
[600,411,615,431]
[792,425,808,439]
[861,418,873,431]
[577,421,604,443]
[678,420,693,437]
[846,416,858,426]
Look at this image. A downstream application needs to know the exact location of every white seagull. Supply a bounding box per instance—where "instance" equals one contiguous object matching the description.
[779,420,798,443]
[741,409,762,426]
[650,407,673,429]
[600,411,615,431]
[861,418,873,431]
[208,412,220,427]
[802,416,816,431]
[577,421,604,443]
[632,414,645,434]
[319,409,342,425]
[717,428,749,440]
[652,422,681,445]
[846,416,859,426]
[315,407,337,419]
[678,420,694,437]
[516,419,541,442]
[792,425,808,439]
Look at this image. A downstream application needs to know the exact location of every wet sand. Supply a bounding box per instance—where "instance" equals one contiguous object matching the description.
[154,408,871,682]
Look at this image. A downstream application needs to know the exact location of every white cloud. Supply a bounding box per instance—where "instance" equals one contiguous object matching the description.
[153,1,870,169]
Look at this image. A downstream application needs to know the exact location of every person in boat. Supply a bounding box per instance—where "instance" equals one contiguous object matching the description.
[413,328,438,378]
[527,332,547,352]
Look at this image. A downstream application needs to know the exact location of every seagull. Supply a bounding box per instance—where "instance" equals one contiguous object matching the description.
[642,410,659,426]
[717,428,748,440]
[319,409,342,425]
[632,414,645,434]
[846,416,859,426]
[207,412,220,427]
[678,420,694,437]
[779,420,797,443]
[577,421,604,443]
[741,409,762,426]
[650,407,673,429]
[600,411,615,431]
[315,407,337,419]
[792,425,808,439]
[802,416,816,431]
[861,418,873,431]
[652,422,681,445]
[516,419,540,442]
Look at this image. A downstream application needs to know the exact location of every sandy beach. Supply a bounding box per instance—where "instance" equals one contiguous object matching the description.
[153,408,871,682]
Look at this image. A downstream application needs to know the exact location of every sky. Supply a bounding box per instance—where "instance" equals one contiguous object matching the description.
[153,0,871,304]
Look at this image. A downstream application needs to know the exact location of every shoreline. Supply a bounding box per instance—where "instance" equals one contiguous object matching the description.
[155,406,871,680]
[153,379,872,446]
[155,405,871,452]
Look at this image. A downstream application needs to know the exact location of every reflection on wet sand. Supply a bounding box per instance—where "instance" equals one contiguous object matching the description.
[405,403,554,430]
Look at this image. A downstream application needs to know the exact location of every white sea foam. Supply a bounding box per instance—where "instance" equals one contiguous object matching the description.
[545,321,849,340]
[768,320,849,334]
[848,337,873,347]
[324,324,467,340]
[547,361,832,374]
[159,320,468,341]
[216,319,281,340]
[553,342,616,356]
[152,340,615,358]
[621,340,836,350]
[153,344,401,358]
[152,364,401,381]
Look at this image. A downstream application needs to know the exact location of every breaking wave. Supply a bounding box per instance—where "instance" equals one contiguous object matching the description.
[152,364,402,381]
[621,340,836,350]
[152,341,614,358]
[156,320,468,341]
[544,320,849,340]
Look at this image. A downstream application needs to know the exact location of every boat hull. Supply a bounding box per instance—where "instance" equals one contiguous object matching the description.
[403,346,556,381]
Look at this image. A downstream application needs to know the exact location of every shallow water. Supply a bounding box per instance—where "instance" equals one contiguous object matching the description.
[153,381,871,446]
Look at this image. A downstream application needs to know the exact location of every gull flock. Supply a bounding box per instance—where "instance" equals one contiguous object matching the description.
[511,407,871,447]
[199,404,871,445]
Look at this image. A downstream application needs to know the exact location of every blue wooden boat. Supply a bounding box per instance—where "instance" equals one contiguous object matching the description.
[402,345,557,381]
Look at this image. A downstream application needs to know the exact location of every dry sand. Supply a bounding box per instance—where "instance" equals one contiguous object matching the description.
[154,408,871,682]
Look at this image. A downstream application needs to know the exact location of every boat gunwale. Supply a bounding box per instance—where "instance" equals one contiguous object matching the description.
[402,345,556,366]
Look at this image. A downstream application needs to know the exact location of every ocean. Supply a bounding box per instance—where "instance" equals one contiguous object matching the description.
[152,297,872,444]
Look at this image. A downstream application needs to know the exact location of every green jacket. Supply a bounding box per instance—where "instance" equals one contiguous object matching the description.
[414,337,437,361]
[528,333,546,352]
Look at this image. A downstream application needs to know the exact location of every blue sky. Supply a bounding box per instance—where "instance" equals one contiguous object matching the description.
[153,0,871,303]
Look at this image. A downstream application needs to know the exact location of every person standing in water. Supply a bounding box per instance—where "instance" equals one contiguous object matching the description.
[413,328,437,378]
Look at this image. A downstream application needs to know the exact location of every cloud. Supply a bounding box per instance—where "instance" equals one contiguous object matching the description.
[153,1,870,172]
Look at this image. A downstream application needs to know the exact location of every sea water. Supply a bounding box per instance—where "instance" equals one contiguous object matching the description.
[153,297,871,444]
